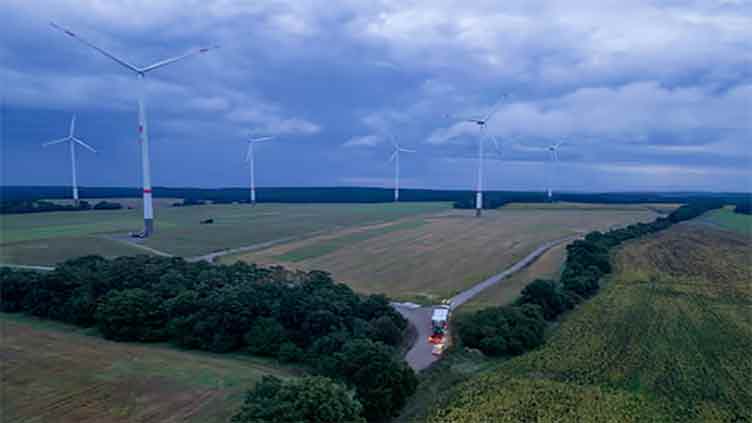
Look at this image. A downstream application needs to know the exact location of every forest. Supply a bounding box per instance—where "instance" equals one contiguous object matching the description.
[0,259,416,422]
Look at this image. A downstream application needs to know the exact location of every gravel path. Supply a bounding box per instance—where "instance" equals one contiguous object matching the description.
[394,236,576,371]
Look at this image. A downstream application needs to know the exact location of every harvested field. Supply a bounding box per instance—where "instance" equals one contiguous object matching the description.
[226,205,659,302]
[431,224,752,422]
[0,314,299,423]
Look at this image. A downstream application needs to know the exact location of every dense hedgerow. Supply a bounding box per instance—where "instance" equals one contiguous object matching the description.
[459,201,724,356]
[0,258,416,422]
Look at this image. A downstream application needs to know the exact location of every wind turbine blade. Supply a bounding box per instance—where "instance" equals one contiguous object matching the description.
[399,148,416,153]
[50,22,140,73]
[69,115,76,137]
[482,94,510,121]
[251,136,275,143]
[139,46,219,73]
[491,136,501,154]
[72,137,97,153]
[388,151,397,163]
[42,137,70,147]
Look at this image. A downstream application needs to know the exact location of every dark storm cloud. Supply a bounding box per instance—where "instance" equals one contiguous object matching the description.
[2,0,750,191]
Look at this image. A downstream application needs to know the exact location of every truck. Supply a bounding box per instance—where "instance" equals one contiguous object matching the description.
[429,300,452,345]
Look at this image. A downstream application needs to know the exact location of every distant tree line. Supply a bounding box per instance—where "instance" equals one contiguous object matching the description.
[457,200,725,357]
[0,257,416,422]
[734,195,751,215]
[3,185,749,209]
[0,199,122,214]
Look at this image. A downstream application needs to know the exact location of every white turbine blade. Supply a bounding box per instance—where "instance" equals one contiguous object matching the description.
[139,46,219,73]
[491,136,502,154]
[73,137,97,153]
[50,22,140,73]
[69,115,76,137]
[483,94,510,121]
[399,148,416,153]
[251,136,274,143]
[388,151,397,163]
[42,137,70,147]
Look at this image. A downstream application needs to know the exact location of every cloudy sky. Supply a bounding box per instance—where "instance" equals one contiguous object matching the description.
[2,0,750,192]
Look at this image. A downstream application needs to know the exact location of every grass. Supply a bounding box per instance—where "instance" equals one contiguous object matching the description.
[227,206,659,302]
[0,313,301,423]
[702,206,752,237]
[426,224,752,422]
[0,202,448,265]
[457,241,568,314]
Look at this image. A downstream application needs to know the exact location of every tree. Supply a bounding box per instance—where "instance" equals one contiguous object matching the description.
[517,279,568,320]
[231,376,365,423]
[368,315,403,346]
[95,288,167,341]
[335,339,418,421]
[245,317,288,356]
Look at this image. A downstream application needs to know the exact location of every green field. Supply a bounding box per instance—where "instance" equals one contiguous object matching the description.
[703,206,752,236]
[225,203,662,302]
[0,313,300,423]
[428,224,752,422]
[0,202,448,265]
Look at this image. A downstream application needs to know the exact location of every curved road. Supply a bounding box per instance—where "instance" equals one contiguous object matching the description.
[394,236,576,371]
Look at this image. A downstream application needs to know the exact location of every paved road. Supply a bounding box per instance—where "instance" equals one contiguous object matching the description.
[394,236,576,371]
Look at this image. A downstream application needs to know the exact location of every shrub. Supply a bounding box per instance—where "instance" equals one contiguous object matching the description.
[368,315,403,346]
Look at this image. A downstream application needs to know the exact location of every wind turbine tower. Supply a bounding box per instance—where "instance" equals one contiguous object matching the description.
[546,141,564,202]
[448,97,506,217]
[42,115,97,207]
[244,136,275,206]
[388,136,416,202]
[51,22,218,237]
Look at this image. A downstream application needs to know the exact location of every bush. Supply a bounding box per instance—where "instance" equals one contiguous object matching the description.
[95,288,167,341]
[93,201,122,210]
[277,341,304,363]
[232,375,365,423]
[0,268,37,312]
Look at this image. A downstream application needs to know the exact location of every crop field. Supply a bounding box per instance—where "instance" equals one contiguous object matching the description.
[0,202,448,265]
[432,224,752,422]
[702,206,752,237]
[225,204,661,302]
[0,313,300,423]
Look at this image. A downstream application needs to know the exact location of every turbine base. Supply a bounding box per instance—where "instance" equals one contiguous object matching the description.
[143,218,154,237]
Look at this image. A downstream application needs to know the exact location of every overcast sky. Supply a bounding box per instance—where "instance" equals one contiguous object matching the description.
[2,0,751,192]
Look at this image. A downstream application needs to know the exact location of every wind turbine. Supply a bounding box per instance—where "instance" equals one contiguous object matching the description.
[50,22,218,237]
[545,141,565,202]
[42,115,97,207]
[447,96,507,217]
[244,136,275,206]
[388,136,416,202]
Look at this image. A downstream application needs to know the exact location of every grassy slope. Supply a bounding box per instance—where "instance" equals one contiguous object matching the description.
[429,225,752,422]
[0,313,301,423]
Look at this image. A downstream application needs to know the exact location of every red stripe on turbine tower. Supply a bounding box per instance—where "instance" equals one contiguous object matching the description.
[143,188,152,193]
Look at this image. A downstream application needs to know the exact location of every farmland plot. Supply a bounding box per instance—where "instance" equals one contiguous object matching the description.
[0,314,299,423]
[432,224,752,422]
